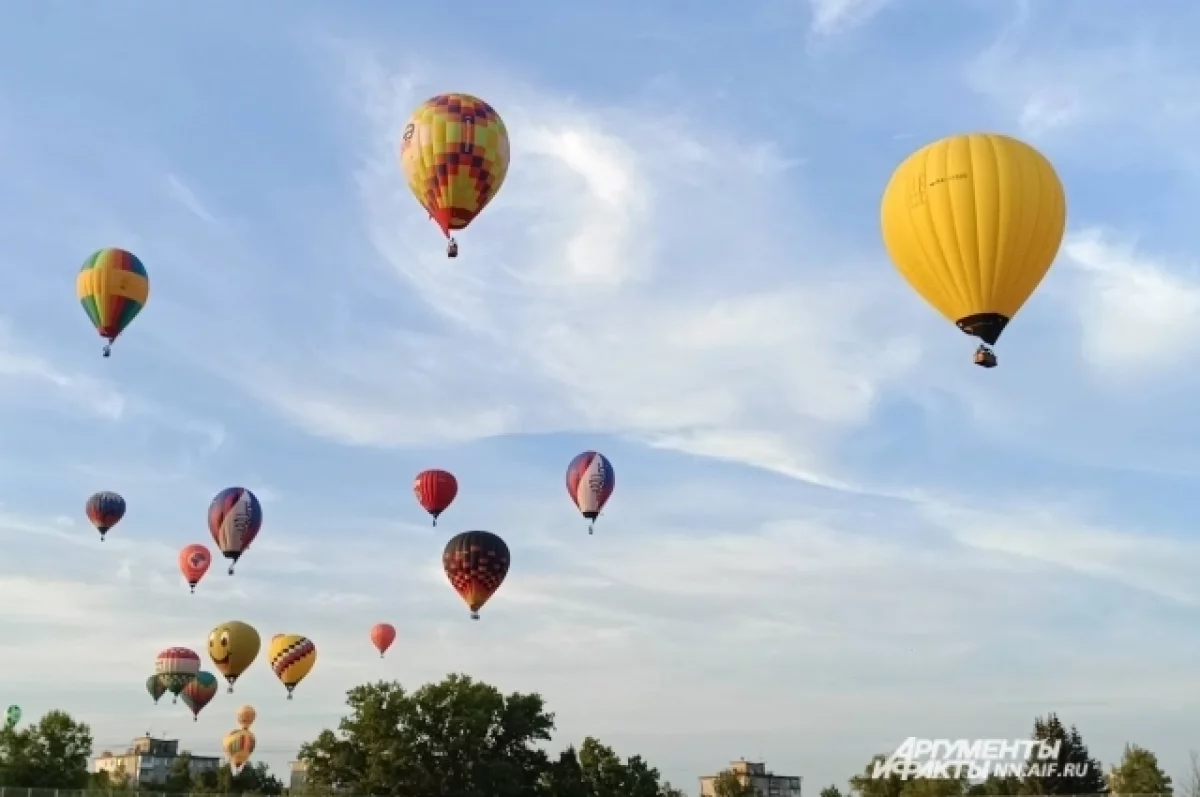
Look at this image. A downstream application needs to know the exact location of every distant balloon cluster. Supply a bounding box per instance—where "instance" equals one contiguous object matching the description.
[70,95,1056,773]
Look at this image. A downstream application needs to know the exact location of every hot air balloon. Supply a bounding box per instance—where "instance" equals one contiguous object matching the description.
[179,543,212,593]
[207,487,262,574]
[235,704,256,730]
[413,469,457,526]
[77,248,149,357]
[880,133,1067,368]
[85,491,126,541]
[566,451,615,534]
[155,647,201,703]
[146,674,166,705]
[369,623,396,658]
[443,531,510,620]
[5,706,20,728]
[208,621,261,692]
[180,671,218,721]
[268,634,316,699]
[399,93,511,258]
[222,728,256,776]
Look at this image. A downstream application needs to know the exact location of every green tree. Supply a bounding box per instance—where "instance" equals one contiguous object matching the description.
[299,675,554,797]
[823,786,846,797]
[712,769,758,797]
[1108,744,1172,797]
[0,710,93,788]
[967,773,1021,796]
[1183,753,1200,797]
[1022,714,1106,796]
[164,751,195,792]
[851,755,908,797]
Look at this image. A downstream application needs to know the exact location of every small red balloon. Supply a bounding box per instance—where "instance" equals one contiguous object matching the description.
[413,469,458,526]
[370,623,396,658]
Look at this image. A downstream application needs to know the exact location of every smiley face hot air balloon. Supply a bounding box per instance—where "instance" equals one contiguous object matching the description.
[881,133,1067,369]
[208,488,263,574]
[179,543,212,593]
[400,93,510,258]
[155,647,200,703]
[369,623,396,658]
[235,704,256,730]
[85,491,125,542]
[208,622,261,692]
[566,451,615,534]
[413,469,457,526]
[222,728,256,776]
[77,248,149,357]
[180,671,218,722]
[268,634,316,699]
[443,531,510,620]
[146,674,166,705]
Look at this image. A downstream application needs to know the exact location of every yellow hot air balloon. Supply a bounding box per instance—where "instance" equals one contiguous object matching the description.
[399,93,510,258]
[268,634,316,699]
[880,133,1066,368]
[208,622,261,692]
[222,728,255,776]
[235,704,256,730]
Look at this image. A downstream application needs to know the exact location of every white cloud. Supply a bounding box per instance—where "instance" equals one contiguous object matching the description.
[1062,228,1200,374]
[808,0,893,37]
[209,52,925,493]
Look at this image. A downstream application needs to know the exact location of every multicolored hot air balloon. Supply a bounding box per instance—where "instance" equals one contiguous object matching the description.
[146,674,166,705]
[268,634,316,699]
[400,93,510,258]
[85,491,126,541]
[155,648,201,703]
[222,728,256,776]
[566,451,615,534]
[208,621,261,692]
[443,531,510,620]
[5,706,20,728]
[181,671,218,721]
[235,704,256,730]
[880,133,1067,369]
[179,543,212,593]
[207,487,262,574]
[369,623,396,658]
[413,469,457,526]
[77,248,149,357]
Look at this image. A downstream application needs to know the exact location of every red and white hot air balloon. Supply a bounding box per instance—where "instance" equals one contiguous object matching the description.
[369,623,396,658]
[413,469,458,526]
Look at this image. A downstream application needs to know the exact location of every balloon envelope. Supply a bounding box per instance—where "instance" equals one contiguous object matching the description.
[370,623,396,657]
[566,451,615,519]
[399,94,510,240]
[179,544,212,591]
[268,634,317,698]
[880,133,1066,347]
[208,622,261,690]
[236,704,256,729]
[413,469,457,523]
[442,531,510,618]
[76,248,149,353]
[85,491,126,539]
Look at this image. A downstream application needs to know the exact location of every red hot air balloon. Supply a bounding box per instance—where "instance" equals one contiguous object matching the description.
[179,544,212,593]
[369,623,396,658]
[413,469,458,526]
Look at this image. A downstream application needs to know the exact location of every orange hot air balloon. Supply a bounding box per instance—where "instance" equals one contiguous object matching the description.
[369,623,396,658]
[179,544,212,593]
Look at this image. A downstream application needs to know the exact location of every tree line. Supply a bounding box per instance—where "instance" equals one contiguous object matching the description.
[6,676,1198,797]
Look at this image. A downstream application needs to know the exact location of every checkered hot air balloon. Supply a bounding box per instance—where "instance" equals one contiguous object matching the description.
[565,451,615,534]
[85,491,126,541]
[268,634,316,699]
[207,487,262,574]
[443,531,510,620]
[399,93,510,258]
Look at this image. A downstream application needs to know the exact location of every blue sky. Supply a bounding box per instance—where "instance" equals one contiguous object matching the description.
[2,0,1200,791]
